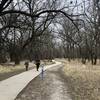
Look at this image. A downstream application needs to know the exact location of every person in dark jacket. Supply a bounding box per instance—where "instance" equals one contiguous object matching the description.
[35,59,40,71]
[24,61,29,71]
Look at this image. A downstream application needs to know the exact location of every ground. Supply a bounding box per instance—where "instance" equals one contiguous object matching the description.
[63,59,100,100]
[1,59,100,100]
[15,65,72,100]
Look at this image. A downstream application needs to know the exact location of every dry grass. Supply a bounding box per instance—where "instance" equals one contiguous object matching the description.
[42,60,55,65]
[63,59,100,100]
[0,61,34,74]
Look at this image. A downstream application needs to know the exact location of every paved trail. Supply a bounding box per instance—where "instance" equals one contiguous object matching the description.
[15,65,72,100]
[0,61,61,100]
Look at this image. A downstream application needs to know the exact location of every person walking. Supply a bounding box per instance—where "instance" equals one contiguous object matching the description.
[24,61,29,71]
[41,64,44,80]
[35,59,40,71]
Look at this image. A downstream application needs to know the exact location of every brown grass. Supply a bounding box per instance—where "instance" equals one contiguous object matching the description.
[42,60,55,65]
[0,61,35,73]
[63,59,100,100]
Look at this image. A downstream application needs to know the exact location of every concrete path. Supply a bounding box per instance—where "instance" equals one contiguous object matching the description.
[0,61,61,100]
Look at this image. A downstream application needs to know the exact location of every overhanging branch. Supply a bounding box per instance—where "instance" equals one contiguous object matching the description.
[0,9,80,30]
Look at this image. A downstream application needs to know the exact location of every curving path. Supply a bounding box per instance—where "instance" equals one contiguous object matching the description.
[15,65,72,100]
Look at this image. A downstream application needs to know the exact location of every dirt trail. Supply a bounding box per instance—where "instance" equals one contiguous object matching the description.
[15,65,72,100]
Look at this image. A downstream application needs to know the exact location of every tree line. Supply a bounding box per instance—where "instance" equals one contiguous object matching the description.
[0,0,100,65]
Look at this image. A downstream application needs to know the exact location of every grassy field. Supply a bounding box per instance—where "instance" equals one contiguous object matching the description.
[63,59,100,100]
